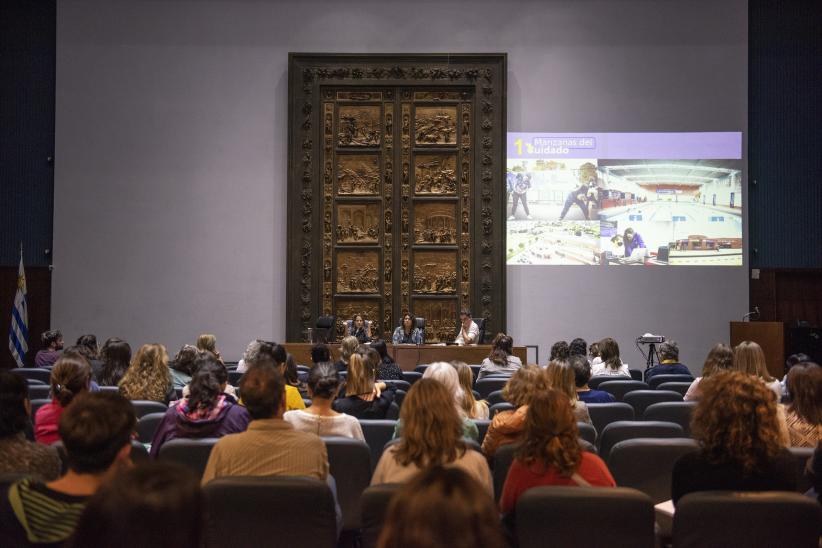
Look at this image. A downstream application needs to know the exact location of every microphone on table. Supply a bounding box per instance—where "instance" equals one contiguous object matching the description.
[742,306,760,322]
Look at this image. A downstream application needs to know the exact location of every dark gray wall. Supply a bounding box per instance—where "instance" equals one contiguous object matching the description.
[54,0,748,367]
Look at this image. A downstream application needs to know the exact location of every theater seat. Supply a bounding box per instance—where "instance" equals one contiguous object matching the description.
[27,384,50,400]
[360,483,402,548]
[515,486,655,548]
[130,400,169,418]
[647,374,694,389]
[12,368,52,384]
[489,402,515,418]
[643,402,696,435]
[323,437,371,532]
[598,380,649,401]
[384,380,411,392]
[586,402,635,435]
[136,412,166,443]
[203,476,337,548]
[486,389,506,405]
[608,438,698,503]
[598,421,684,463]
[623,390,682,417]
[401,371,422,385]
[788,447,814,493]
[577,422,597,445]
[475,377,509,399]
[656,381,692,397]
[672,491,821,548]
[157,438,218,478]
[474,419,491,445]
[359,420,397,471]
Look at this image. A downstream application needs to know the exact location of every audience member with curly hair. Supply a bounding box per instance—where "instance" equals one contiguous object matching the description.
[671,370,795,505]
[118,344,174,404]
[371,379,492,494]
[499,389,615,515]
[779,362,821,447]
[684,343,734,401]
[481,365,545,457]
[377,466,505,548]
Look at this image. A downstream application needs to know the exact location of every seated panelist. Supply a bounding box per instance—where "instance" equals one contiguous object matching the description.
[347,313,372,344]
[455,309,479,346]
[392,313,423,345]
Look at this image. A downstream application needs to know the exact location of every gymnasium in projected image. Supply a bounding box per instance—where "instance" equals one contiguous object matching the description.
[505,133,743,266]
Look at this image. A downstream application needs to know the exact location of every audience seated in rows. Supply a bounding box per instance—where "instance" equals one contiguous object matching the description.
[395,362,479,441]
[733,340,781,399]
[118,343,175,404]
[169,344,199,390]
[591,337,631,377]
[96,337,131,387]
[0,371,60,481]
[671,370,796,505]
[499,389,616,515]
[684,343,733,401]
[333,353,394,419]
[644,340,691,381]
[477,333,522,380]
[69,462,203,548]
[377,466,505,548]
[372,339,404,381]
[454,361,490,419]
[284,362,364,440]
[201,364,328,483]
[0,392,136,547]
[570,355,616,404]
[150,357,250,457]
[35,356,92,444]
[371,379,493,495]
[35,329,64,369]
[335,336,359,373]
[779,362,821,447]
[481,365,544,457]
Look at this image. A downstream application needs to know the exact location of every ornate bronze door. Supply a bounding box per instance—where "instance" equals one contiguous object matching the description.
[287,54,506,343]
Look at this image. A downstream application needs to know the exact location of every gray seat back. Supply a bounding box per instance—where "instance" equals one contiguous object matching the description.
[586,402,635,434]
[647,374,694,389]
[136,412,166,443]
[359,420,397,471]
[642,401,696,435]
[323,436,371,531]
[360,483,402,548]
[608,438,698,503]
[598,380,649,401]
[157,437,218,478]
[623,390,682,417]
[598,421,684,462]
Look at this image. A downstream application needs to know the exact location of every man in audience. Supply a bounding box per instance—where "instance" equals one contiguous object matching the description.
[34,329,63,368]
[570,356,616,403]
[201,364,328,483]
[455,309,479,346]
[311,343,331,365]
[644,340,691,382]
[0,392,136,546]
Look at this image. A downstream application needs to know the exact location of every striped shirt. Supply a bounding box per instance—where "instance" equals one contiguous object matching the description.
[201,418,329,485]
[6,479,88,544]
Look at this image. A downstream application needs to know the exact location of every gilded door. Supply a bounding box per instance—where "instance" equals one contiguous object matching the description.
[287,55,506,343]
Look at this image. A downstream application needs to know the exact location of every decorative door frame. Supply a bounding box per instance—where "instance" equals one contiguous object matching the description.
[286,53,507,343]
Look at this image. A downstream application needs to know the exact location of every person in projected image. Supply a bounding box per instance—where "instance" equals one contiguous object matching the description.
[558,178,593,221]
[508,173,533,220]
[622,227,647,260]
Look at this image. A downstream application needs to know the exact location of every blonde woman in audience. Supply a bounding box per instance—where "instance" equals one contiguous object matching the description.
[499,389,615,515]
[196,333,223,363]
[671,370,795,504]
[590,338,630,377]
[733,340,780,398]
[284,362,364,440]
[453,361,489,420]
[118,343,174,403]
[334,335,359,373]
[332,353,394,419]
[481,365,545,457]
[371,379,493,495]
[544,360,593,427]
[377,466,505,548]
[684,343,734,401]
[779,363,821,447]
[394,362,479,441]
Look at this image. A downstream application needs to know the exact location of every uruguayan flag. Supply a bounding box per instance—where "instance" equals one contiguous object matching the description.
[8,255,28,367]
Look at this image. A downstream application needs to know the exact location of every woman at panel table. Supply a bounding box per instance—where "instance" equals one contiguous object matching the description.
[392,313,423,345]
[347,313,372,344]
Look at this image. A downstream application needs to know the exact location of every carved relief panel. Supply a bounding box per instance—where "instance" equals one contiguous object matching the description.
[287,54,506,344]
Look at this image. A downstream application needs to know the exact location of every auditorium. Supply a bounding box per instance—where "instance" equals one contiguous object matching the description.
[1,0,820,546]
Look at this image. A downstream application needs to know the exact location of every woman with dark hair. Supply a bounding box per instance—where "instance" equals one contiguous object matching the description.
[283,362,364,439]
[372,339,403,381]
[169,344,199,390]
[779,363,821,447]
[150,360,250,458]
[0,371,60,480]
[284,353,307,395]
[671,371,795,505]
[590,338,630,377]
[781,352,812,397]
[500,389,615,515]
[377,466,505,548]
[35,329,63,368]
[568,338,587,358]
[684,343,733,401]
[348,313,372,343]
[98,337,132,387]
[478,333,522,380]
[69,462,204,548]
[35,356,92,444]
[392,313,423,345]
[549,340,569,362]
[371,379,492,494]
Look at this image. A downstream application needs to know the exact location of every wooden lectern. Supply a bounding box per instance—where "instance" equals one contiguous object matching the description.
[730,321,785,380]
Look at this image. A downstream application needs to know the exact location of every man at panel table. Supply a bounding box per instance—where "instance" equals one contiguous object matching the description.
[455,309,479,346]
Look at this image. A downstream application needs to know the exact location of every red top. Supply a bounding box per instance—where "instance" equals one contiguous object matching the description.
[499,452,616,514]
[34,401,65,445]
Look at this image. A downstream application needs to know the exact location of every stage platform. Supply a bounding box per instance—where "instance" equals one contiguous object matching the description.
[283,343,529,371]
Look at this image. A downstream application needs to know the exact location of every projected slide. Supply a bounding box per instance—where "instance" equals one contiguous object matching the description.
[506,133,743,266]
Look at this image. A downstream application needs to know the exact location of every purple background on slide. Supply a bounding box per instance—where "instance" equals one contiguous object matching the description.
[507,132,742,160]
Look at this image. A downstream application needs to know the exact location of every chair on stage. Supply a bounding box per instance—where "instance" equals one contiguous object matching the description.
[315,315,336,343]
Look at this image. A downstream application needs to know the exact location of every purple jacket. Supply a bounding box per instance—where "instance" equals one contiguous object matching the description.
[624,232,646,257]
[149,397,250,458]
